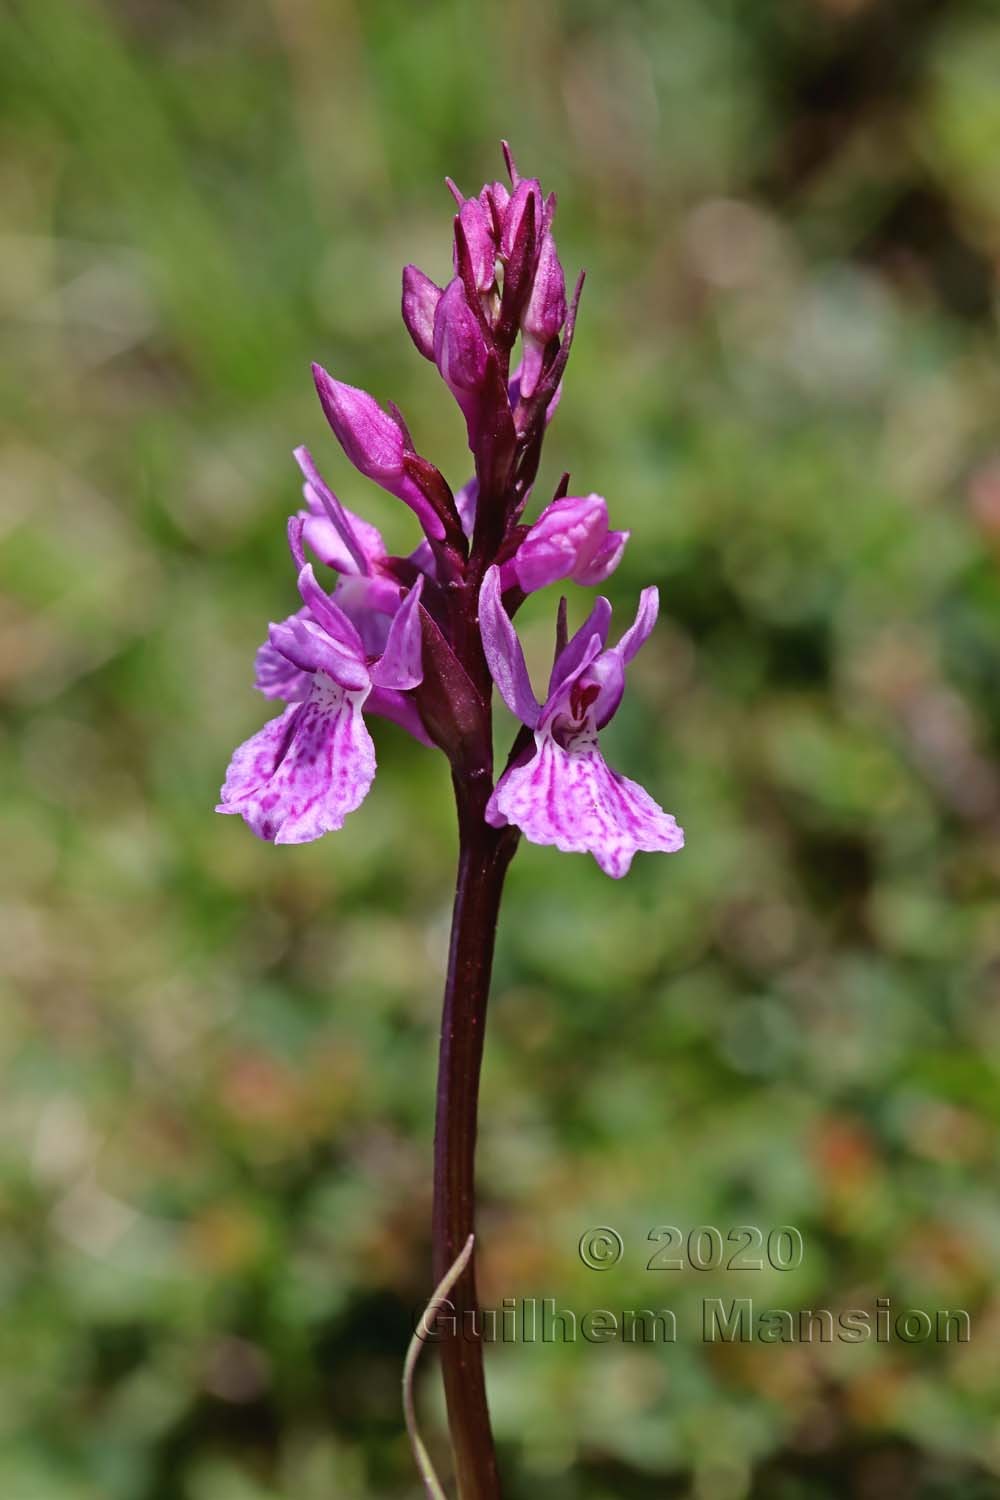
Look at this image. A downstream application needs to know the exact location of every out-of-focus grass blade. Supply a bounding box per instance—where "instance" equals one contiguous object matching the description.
[402,1232,475,1500]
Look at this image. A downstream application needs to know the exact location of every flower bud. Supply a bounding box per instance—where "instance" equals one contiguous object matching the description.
[500,178,543,261]
[433,277,497,456]
[312,364,448,540]
[401,265,442,361]
[479,181,510,236]
[517,233,567,398]
[433,278,488,396]
[454,197,496,294]
[508,494,628,593]
[523,233,566,344]
[313,366,407,484]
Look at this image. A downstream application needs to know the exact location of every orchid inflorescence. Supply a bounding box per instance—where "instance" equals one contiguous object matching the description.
[218,144,686,1496]
[217,143,684,879]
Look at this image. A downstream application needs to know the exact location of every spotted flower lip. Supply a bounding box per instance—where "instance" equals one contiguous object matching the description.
[218,532,425,844]
[478,567,683,877]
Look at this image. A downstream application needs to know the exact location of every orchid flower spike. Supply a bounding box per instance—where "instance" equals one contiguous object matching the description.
[216,147,685,1500]
[479,568,684,877]
[219,143,683,874]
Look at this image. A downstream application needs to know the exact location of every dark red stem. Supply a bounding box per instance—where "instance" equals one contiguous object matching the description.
[433,772,517,1498]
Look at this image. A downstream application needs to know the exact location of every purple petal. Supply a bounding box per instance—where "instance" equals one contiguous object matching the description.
[581,586,660,727]
[478,566,540,728]
[575,528,629,587]
[541,631,606,730]
[295,564,366,659]
[331,574,398,656]
[218,703,298,807]
[217,678,376,844]
[587,649,626,729]
[301,500,385,576]
[268,614,369,692]
[548,596,613,698]
[370,576,424,691]
[287,514,308,571]
[405,537,436,577]
[517,337,546,401]
[255,610,312,701]
[617,586,659,664]
[294,446,383,575]
[486,731,684,878]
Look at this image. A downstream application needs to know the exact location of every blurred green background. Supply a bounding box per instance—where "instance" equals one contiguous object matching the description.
[3,1,1000,1496]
